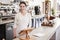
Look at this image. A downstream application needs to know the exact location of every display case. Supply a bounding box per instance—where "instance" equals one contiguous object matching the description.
[0,22,14,40]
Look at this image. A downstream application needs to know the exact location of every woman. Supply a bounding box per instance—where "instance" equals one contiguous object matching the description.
[13,1,31,37]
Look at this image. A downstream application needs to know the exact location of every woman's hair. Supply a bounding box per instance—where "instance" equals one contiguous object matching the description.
[19,1,27,6]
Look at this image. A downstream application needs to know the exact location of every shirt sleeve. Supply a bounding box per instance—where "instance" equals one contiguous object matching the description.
[13,14,18,28]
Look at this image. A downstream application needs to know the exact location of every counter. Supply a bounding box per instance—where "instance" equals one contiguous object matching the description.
[13,18,60,40]
[29,18,60,40]
[0,19,14,24]
[0,19,14,40]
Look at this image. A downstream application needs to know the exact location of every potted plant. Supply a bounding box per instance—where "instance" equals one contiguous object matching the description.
[51,8,55,16]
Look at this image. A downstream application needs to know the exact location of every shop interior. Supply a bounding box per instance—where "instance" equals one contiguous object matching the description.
[0,0,60,40]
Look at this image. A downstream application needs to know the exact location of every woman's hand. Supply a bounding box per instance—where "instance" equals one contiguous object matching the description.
[13,28,16,38]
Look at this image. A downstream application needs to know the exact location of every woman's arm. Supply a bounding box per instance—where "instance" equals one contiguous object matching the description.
[13,14,18,38]
[13,28,16,38]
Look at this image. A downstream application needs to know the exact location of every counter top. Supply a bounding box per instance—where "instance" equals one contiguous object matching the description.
[0,19,14,25]
[29,18,60,40]
[13,18,60,40]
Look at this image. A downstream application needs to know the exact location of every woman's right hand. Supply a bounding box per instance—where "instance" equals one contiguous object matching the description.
[13,28,16,38]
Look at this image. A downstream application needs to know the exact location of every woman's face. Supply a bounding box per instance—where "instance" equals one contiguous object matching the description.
[20,3,26,11]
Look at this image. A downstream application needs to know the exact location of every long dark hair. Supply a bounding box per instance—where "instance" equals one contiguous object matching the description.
[19,1,27,6]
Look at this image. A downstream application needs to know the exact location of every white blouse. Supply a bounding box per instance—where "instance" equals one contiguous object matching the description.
[13,12,32,36]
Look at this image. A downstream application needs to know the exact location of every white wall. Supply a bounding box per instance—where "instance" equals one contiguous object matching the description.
[28,0,55,13]
[57,0,60,4]
[28,0,45,14]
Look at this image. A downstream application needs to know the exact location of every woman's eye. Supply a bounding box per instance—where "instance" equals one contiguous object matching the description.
[20,6,22,7]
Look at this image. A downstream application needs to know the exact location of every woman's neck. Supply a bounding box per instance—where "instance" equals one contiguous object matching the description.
[20,10,26,15]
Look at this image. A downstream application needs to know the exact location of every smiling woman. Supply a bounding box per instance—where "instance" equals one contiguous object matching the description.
[13,1,32,38]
